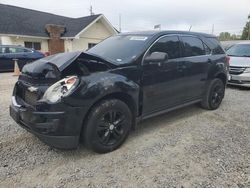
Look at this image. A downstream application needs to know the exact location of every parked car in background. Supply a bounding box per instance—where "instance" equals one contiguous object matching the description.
[10,31,228,153]
[227,42,250,87]
[0,45,44,72]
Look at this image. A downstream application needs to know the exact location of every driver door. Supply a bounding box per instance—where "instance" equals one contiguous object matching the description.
[142,35,186,116]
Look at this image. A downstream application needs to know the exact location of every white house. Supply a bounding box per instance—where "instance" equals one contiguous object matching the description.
[0,4,118,54]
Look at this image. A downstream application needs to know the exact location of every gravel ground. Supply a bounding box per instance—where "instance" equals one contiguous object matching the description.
[0,73,249,188]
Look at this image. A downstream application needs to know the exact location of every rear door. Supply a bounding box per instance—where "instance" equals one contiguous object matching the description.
[178,35,211,100]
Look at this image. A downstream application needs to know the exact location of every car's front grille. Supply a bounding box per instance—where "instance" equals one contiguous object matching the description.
[229,66,246,75]
[15,82,40,106]
[24,90,39,106]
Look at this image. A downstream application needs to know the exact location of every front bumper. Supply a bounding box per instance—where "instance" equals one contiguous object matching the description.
[228,72,250,88]
[10,96,87,149]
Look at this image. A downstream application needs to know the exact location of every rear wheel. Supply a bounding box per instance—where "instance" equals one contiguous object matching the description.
[201,78,225,110]
[83,99,132,153]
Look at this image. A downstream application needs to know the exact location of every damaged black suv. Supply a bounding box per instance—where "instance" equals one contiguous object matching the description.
[10,31,228,153]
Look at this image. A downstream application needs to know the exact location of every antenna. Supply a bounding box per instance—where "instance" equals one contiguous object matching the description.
[212,24,214,34]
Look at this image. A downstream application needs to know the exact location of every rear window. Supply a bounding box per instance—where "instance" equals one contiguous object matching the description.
[182,36,205,57]
[205,38,225,55]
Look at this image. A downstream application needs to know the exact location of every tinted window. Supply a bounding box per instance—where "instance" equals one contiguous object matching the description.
[149,36,181,59]
[227,44,250,57]
[8,47,28,53]
[206,37,225,55]
[0,47,9,53]
[182,36,205,57]
[88,35,150,64]
[204,43,211,55]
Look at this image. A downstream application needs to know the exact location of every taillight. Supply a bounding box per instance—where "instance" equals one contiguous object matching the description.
[226,56,230,64]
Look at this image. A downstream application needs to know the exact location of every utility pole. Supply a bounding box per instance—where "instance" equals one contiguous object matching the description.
[119,14,122,32]
[89,5,94,15]
[248,14,250,40]
[212,24,214,35]
[189,25,192,31]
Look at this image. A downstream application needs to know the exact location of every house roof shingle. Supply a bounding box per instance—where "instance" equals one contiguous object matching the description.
[0,4,101,38]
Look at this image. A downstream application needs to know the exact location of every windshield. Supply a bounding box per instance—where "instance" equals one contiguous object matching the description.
[227,44,250,57]
[87,35,150,64]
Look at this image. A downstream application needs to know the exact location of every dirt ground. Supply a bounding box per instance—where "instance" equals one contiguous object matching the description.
[0,73,249,188]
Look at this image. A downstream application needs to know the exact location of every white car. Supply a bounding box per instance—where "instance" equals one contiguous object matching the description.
[227,42,250,87]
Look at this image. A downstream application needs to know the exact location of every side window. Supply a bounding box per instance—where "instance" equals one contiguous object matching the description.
[182,36,205,57]
[206,38,225,55]
[1,47,9,53]
[0,47,3,54]
[16,48,27,53]
[149,36,181,59]
[204,43,211,55]
[8,47,17,53]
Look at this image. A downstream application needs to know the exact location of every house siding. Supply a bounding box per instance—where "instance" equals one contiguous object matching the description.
[0,35,49,52]
[67,20,113,52]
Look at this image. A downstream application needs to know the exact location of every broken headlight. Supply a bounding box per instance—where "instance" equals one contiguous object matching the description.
[42,76,79,103]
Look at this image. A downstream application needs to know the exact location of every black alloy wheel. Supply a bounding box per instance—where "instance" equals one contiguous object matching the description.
[201,78,225,110]
[83,99,132,153]
[97,110,126,146]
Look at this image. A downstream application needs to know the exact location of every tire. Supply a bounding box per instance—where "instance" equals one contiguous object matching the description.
[201,78,225,110]
[83,99,132,153]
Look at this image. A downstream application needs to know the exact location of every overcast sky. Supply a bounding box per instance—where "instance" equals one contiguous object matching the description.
[1,0,250,35]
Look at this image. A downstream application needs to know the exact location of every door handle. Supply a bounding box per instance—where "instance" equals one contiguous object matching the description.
[177,63,187,71]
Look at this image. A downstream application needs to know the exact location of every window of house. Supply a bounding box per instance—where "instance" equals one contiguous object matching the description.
[88,43,97,49]
[24,42,41,50]
[148,36,181,59]
[182,36,205,57]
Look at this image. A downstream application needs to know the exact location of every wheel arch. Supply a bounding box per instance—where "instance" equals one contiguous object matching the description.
[215,72,227,85]
[80,92,138,141]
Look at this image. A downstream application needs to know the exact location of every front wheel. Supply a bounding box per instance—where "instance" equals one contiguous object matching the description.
[83,99,132,153]
[201,78,225,110]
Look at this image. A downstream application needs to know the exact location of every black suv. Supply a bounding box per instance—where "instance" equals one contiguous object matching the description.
[10,31,228,153]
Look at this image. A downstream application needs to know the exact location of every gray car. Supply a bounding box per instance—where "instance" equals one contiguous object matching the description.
[227,42,250,87]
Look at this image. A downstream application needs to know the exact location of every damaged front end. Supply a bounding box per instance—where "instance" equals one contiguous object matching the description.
[10,51,114,149]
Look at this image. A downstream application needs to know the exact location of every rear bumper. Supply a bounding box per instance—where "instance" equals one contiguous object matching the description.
[10,96,87,149]
[228,72,250,88]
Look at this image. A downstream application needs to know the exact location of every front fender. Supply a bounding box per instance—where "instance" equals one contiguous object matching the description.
[65,72,140,110]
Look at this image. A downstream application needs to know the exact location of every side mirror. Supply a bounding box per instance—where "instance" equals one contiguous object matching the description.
[144,52,168,64]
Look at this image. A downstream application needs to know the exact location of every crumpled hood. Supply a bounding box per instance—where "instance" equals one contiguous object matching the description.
[21,51,114,79]
[229,56,250,67]
[22,51,82,74]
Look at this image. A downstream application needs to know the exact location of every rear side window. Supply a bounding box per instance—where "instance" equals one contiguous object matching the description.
[182,36,205,57]
[205,37,225,55]
[0,47,8,53]
[149,36,181,59]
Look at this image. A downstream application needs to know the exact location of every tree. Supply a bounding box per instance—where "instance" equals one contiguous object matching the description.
[241,14,250,40]
[219,32,232,41]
